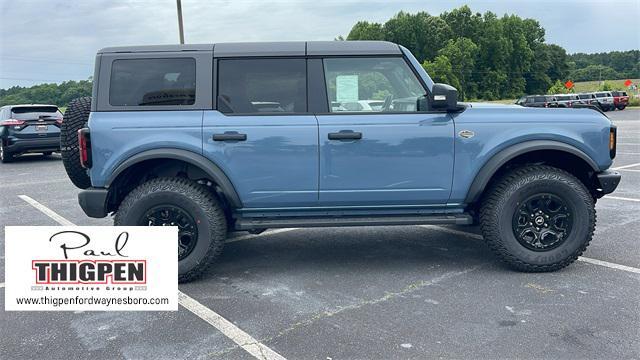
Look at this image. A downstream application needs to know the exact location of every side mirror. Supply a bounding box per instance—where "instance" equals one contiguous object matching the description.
[431,83,458,112]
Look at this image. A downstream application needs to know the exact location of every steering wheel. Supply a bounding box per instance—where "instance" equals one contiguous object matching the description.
[382,94,393,112]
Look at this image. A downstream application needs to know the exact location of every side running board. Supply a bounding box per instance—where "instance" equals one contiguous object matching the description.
[235,214,473,231]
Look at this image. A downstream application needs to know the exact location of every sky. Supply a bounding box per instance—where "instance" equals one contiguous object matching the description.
[0,0,639,89]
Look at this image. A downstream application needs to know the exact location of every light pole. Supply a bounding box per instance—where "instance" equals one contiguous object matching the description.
[176,0,184,44]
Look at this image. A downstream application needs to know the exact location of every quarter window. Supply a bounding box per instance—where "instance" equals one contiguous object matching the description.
[109,58,196,106]
[323,57,425,113]
[217,59,307,114]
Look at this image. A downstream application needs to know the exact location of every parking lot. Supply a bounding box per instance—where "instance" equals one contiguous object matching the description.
[1,109,638,359]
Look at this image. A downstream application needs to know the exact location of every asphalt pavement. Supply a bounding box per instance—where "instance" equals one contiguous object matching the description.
[1,109,639,359]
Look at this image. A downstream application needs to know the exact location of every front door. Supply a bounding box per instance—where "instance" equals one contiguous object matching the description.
[203,58,318,208]
[316,57,454,206]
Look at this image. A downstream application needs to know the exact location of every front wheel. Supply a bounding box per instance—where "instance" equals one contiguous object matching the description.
[114,177,227,282]
[479,165,595,272]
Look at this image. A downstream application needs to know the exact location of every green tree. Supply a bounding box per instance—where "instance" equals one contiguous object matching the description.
[437,38,478,99]
[547,80,569,94]
[422,55,461,91]
[347,21,384,40]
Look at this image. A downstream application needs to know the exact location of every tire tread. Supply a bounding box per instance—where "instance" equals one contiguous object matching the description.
[479,165,596,272]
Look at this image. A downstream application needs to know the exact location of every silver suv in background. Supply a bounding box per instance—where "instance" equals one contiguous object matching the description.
[554,94,580,107]
[593,91,614,111]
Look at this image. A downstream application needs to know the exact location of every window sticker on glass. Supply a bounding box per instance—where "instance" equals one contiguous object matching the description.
[336,75,359,103]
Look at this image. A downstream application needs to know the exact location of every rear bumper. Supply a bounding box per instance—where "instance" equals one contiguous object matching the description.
[4,136,60,153]
[596,170,621,195]
[78,187,109,218]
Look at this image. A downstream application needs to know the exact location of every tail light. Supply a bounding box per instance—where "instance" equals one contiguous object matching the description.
[1,119,26,126]
[544,102,548,108]
[78,128,92,168]
[609,125,617,159]
[56,118,63,125]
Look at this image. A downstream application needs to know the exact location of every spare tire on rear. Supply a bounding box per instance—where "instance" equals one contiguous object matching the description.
[61,97,92,189]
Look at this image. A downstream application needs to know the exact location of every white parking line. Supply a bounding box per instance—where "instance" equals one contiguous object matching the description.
[421,225,640,275]
[0,282,5,288]
[618,169,640,173]
[18,195,75,226]
[178,293,286,360]
[603,196,640,202]
[18,194,286,360]
[613,162,640,170]
[577,257,640,274]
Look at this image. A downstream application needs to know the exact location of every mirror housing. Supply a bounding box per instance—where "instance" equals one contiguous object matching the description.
[430,83,459,112]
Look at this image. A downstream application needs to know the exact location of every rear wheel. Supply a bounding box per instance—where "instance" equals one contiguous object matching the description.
[1,143,14,163]
[618,105,626,110]
[61,97,92,189]
[114,177,227,282]
[480,165,595,272]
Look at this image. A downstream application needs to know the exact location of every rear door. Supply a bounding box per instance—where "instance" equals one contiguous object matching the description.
[9,106,62,139]
[315,56,454,206]
[202,58,319,208]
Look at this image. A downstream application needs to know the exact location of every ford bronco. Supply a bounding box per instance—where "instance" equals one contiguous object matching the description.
[60,41,621,282]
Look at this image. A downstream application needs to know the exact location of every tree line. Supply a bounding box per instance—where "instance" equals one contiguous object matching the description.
[0,79,92,108]
[346,6,638,100]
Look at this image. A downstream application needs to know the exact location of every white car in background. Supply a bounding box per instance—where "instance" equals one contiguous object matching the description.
[340,100,386,112]
[592,91,615,111]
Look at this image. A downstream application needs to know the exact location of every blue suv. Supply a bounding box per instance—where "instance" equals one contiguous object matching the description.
[60,41,621,282]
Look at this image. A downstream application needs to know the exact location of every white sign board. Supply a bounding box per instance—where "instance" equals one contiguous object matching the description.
[336,75,359,102]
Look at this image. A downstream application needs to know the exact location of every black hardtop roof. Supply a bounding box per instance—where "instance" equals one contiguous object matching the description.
[97,41,402,57]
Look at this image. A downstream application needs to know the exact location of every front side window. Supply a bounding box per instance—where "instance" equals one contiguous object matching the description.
[323,57,425,113]
[217,58,307,114]
[109,58,196,106]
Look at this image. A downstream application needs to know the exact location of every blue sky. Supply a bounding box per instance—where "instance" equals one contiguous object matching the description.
[0,0,639,89]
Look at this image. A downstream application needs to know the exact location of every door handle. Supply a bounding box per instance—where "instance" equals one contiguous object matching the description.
[212,132,247,141]
[328,131,362,140]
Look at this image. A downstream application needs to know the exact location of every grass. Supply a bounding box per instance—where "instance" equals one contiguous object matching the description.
[572,79,639,93]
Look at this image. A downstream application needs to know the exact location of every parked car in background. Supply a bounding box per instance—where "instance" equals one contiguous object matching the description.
[516,95,558,108]
[593,91,614,111]
[554,94,580,107]
[0,104,63,163]
[611,90,629,110]
[577,93,599,107]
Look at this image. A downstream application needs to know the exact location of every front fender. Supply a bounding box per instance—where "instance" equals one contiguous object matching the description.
[462,140,599,204]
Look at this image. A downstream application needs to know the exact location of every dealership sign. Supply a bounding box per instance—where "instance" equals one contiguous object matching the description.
[5,226,178,311]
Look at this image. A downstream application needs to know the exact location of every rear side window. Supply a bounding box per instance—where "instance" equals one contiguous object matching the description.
[534,96,546,102]
[109,58,196,106]
[11,106,62,120]
[217,58,307,114]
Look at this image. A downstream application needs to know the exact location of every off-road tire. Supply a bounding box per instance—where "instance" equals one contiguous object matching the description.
[479,165,596,272]
[114,177,227,282]
[61,96,92,189]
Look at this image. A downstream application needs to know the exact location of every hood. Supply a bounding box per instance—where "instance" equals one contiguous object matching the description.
[463,102,520,109]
